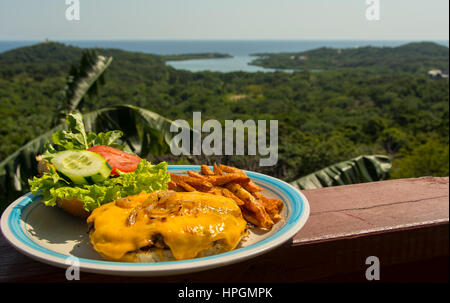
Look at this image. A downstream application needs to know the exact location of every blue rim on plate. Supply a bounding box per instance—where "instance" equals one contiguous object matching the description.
[1,165,310,276]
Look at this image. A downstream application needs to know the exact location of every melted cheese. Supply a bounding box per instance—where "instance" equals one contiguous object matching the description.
[87,191,247,261]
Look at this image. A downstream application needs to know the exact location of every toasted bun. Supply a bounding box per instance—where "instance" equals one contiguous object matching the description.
[57,198,90,218]
[36,157,91,218]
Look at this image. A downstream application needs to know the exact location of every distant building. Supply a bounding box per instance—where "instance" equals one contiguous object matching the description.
[290,55,307,61]
[428,69,449,80]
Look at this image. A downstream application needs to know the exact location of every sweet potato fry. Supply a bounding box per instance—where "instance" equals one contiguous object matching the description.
[253,192,283,209]
[168,172,186,183]
[187,179,213,191]
[253,192,283,223]
[225,183,254,203]
[171,163,282,229]
[177,180,196,192]
[222,188,245,206]
[259,199,282,222]
[225,183,274,229]
[168,181,179,191]
[200,165,214,176]
[209,173,250,186]
[242,181,263,193]
[219,164,262,192]
[208,186,225,196]
[169,172,213,191]
[240,208,260,227]
[187,170,208,180]
[213,163,224,175]
[219,164,245,175]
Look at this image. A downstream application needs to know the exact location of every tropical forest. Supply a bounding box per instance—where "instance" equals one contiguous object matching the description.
[0,41,448,211]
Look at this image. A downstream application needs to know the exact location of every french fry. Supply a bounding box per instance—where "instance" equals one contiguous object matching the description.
[168,181,188,192]
[241,208,260,227]
[208,186,225,196]
[225,183,274,229]
[253,192,283,210]
[225,183,253,203]
[209,173,250,186]
[186,178,213,191]
[169,172,184,182]
[168,181,179,190]
[222,188,245,206]
[219,164,244,174]
[170,173,213,191]
[253,192,283,223]
[219,164,262,192]
[200,165,214,176]
[172,163,282,229]
[169,172,194,183]
[213,163,224,175]
[242,181,263,193]
[187,170,208,180]
[177,180,196,192]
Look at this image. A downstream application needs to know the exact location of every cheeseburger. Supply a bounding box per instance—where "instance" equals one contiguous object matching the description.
[87,190,248,262]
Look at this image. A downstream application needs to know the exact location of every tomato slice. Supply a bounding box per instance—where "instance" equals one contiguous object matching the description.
[87,145,141,175]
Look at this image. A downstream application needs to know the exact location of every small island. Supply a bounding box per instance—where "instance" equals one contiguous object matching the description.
[249,42,449,74]
[161,53,232,62]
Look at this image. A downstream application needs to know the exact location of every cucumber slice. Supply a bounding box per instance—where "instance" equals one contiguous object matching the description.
[51,150,112,185]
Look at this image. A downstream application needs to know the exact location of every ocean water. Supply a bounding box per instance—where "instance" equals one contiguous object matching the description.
[1,40,448,73]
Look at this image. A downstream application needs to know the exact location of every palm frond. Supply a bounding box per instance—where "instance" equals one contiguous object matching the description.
[290,155,392,190]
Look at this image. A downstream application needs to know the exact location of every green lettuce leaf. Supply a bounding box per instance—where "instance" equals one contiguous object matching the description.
[87,130,124,148]
[42,113,126,161]
[28,160,170,211]
[51,113,90,150]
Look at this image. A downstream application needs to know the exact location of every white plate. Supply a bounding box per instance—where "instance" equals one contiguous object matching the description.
[1,165,310,276]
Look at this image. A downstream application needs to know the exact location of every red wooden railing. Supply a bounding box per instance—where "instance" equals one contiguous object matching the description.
[0,177,448,282]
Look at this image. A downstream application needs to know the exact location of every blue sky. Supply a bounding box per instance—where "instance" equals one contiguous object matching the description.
[0,0,448,40]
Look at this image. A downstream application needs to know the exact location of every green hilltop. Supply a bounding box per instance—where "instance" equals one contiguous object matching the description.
[0,41,448,195]
[0,41,167,80]
[250,42,449,73]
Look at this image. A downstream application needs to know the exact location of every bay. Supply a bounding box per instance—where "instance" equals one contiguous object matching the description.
[0,40,448,73]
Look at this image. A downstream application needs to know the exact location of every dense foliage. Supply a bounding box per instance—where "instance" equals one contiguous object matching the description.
[0,42,448,203]
[250,42,449,73]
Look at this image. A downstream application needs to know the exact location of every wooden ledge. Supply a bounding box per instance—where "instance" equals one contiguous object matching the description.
[295,176,449,245]
[0,177,448,282]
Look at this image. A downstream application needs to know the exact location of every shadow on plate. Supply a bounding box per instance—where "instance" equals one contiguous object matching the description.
[24,201,88,244]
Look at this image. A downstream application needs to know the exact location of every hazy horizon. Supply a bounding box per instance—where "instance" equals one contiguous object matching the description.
[1,39,449,42]
[1,0,448,41]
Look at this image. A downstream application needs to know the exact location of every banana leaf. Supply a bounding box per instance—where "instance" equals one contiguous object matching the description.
[82,104,187,156]
[0,105,190,211]
[0,125,64,198]
[54,50,113,125]
[290,155,392,190]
